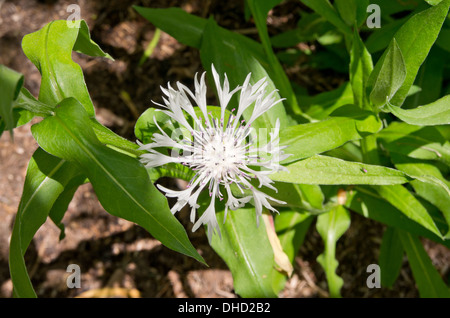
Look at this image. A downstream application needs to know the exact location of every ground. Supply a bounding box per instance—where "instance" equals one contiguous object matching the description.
[0,0,448,298]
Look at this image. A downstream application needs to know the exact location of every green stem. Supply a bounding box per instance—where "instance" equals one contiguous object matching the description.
[360,134,380,165]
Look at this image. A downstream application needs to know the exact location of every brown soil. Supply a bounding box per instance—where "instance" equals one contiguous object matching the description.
[0,0,448,298]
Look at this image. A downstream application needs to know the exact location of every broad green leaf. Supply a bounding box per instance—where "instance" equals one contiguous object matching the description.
[350,30,373,110]
[388,0,450,106]
[324,140,363,163]
[303,82,354,120]
[272,155,412,185]
[392,154,450,238]
[398,231,450,298]
[22,20,111,115]
[316,205,351,298]
[133,6,206,49]
[134,6,267,64]
[209,205,277,298]
[280,105,382,164]
[135,7,299,123]
[257,182,326,215]
[134,107,172,144]
[373,184,443,240]
[385,95,450,126]
[90,118,142,157]
[346,187,450,248]
[274,154,450,202]
[334,0,368,27]
[72,21,113,60]
[360,134,381,165]
[0,65,23,134]
[9,148,81,298]
[199,18,289,131]
[379,227,404,288]
[246,0,301,115]
[299,0,352,36]
[368,39,406,109]
[31,98,204,264]
[376,122,450,167]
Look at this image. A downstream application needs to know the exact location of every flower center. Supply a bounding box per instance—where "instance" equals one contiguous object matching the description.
[193,126,245,182]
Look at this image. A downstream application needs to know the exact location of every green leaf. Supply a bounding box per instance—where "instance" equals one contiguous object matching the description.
[334,0,368,27]
[0,65,24,134]
[22,20,111,115]
[209,206,277,298]
[368,39,406,109]
[134,107,172,144]
[385,95,450,126]
[280,105,381,164]
[9,148,81,298]
[398,230,450,298]
[346,187,450,248]
[299,0,352,36]
[14,87,54,117]
[373,184,443,240]
[134,6,267,63]
[49,174,87,240]
[199,18,289,130]
[388,0,450,106]
[257,182,325,213]
[246,0,301,115]
[303,82,354,120]
[135,6,294,124]
[72,21,113,60]
[392,153,450,238]
[316,205,351,298]
[350,30,373,110]
[133,6,206,49]
[376,122,450,167]
[31,98,204,264]
[272,155,412,185]
[379,227,404,288]
[90,118,141,157]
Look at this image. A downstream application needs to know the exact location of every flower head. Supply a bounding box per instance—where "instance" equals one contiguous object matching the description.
[138,65,291,239]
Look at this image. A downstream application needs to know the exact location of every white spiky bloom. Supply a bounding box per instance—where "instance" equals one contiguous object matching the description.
[138,65,291,239]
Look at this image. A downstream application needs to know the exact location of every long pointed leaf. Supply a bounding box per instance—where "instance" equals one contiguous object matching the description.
[9,148,81,297]
[0,65,23,135]
[31,98,204,264]
[398,231,450,298]
[386,95,450,126]
[209,205,277,298]
[22,20,111,114]
[280,105,382,164]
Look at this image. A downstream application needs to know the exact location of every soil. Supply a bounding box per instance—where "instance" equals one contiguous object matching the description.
[0,0,448,298]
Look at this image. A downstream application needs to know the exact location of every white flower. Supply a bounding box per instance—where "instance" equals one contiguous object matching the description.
[138,65,291,239]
